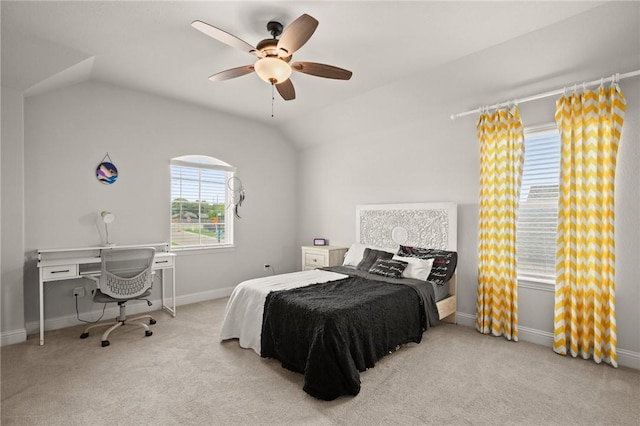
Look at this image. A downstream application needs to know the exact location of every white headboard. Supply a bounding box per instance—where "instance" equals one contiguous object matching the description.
[356,203,457,251]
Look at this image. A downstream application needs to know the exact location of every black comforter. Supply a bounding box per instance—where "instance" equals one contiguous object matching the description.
[260,266,440,400]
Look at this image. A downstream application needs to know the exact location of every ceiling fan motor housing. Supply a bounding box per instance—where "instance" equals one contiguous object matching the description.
[256,38,291,61]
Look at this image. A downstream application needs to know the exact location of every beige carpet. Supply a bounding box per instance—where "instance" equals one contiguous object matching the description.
[1,298,638,425]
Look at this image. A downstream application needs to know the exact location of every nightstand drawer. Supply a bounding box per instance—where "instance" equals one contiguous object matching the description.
[42,264,78,280]
[301,246,348,271]
[304,252,327,267]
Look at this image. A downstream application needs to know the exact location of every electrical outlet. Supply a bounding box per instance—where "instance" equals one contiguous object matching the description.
[73,287,85,297]
[263,264,270,270]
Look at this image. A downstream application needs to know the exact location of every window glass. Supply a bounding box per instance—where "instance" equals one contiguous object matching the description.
[517,125,561,281]
[170,156,235,249]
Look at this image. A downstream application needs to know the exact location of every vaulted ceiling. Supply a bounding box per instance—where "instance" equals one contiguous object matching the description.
[3,1,638,148]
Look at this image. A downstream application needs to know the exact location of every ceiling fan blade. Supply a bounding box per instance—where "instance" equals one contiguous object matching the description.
[291,62,353,80]
[277,14,318,55]
[275,79,296,101]
[192,20,261,57]
[208,65,255,82]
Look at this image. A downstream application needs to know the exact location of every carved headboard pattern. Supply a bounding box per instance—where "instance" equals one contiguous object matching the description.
[356,203,457,251]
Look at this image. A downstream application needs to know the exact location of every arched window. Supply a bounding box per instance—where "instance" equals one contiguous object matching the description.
[170,155,236,249]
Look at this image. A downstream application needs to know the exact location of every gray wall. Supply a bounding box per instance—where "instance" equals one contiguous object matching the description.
[1,86,26,344]
[290,11,640,366]
[18,81,298,331]
[293,79,639,367]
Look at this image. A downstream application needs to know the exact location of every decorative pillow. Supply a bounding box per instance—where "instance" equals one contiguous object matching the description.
[343,243,396,267]
[396,246,458,284]
[342,243,369,267]
[368,258,408,278]
[392,255,434,281]
[356,248,393,272]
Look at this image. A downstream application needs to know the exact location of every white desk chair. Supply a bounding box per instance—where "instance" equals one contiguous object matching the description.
[80,247,157,347]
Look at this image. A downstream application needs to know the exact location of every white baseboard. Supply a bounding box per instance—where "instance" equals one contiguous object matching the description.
[20,286,235,338]
[6,300,640,370]
[455,311,476,327]
[0,327,28,346]
[454,311,639,370]
[174,286,234,306]
[617,348,640,370]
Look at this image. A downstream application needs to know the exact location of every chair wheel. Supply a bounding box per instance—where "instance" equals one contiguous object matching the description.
[145,330,153,337]
[149,318,157,325]
[80,332,89,339]
[101,340,110,347]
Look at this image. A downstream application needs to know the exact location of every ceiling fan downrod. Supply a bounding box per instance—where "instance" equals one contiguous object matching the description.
[266,21,283,39]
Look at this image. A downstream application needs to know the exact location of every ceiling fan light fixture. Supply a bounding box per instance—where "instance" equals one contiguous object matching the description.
[254,57,291,85]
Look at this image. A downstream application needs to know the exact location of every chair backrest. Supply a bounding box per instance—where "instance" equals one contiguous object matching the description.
[98,247,156,299]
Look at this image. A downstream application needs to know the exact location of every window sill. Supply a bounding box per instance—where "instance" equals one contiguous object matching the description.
[517,275,555,292]
[171,245,235,255]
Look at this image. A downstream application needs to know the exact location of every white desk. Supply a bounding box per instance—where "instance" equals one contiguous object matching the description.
[37,243,176,346]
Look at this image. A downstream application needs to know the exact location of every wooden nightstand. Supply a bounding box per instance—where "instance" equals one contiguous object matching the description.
[301,245,348,271]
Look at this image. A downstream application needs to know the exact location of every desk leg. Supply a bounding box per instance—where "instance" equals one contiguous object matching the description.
[171,265,176,317]
[39,270,45,346]
[161,268,176,317]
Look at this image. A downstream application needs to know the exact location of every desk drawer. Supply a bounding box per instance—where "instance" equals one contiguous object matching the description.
[42,264,78,280]
[153,255,174,269]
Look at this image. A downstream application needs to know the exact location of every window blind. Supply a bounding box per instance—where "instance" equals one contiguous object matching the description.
[171,166,226,206]
[170,159,231,248]
[517,127,561,281]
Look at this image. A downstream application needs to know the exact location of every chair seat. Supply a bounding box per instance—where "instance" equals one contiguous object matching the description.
[93,288,153,304]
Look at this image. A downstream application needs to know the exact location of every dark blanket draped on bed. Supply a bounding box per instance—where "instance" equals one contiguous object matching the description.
[260,267,439,401]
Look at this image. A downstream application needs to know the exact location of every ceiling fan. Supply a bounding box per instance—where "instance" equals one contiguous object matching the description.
[191,14,352,101]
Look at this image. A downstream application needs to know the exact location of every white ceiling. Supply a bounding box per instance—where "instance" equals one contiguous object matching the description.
[2,1,616,129]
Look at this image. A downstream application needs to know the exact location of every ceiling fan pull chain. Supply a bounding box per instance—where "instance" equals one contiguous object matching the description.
[271,84,275,118]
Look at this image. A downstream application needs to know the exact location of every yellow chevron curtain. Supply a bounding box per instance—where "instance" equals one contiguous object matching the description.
[476,106,524,341]
[553,84,626,367]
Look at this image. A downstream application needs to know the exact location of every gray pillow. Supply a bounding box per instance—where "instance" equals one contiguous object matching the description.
[356,248,393,272]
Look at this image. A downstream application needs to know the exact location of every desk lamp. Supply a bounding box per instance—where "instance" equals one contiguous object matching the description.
[101,211,115,246]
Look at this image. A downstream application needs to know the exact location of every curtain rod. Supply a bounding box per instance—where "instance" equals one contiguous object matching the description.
[450,69,640,120]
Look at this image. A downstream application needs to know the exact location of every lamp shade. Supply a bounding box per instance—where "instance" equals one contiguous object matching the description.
[254,57,292,84]
[101,211,115,224]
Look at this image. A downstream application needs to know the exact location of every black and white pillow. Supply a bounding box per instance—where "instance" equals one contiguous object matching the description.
[368,258,408,278]
[356,248,393,272]
[396,246,458,284]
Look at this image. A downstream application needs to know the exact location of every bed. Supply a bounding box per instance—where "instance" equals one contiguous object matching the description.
[220,202,457,400]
